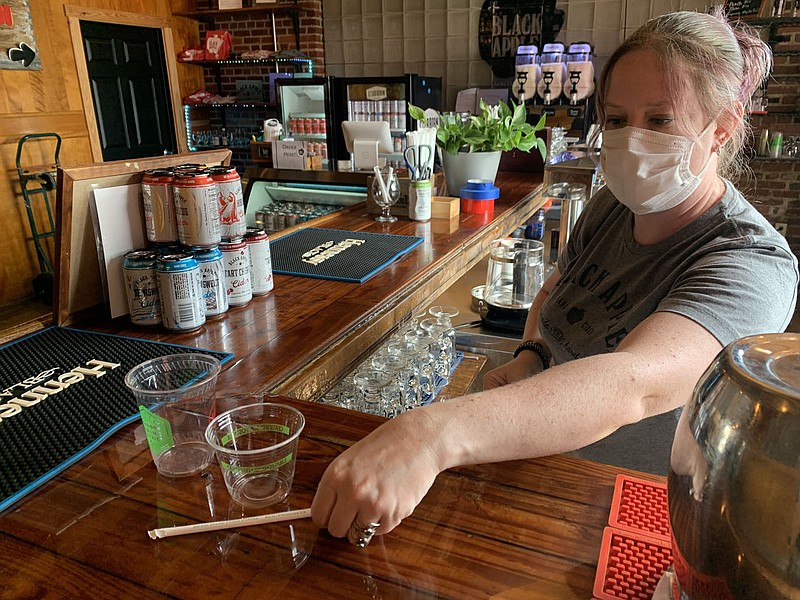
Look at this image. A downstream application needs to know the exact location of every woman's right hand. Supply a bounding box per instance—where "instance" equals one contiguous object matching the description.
[483,354,541,389]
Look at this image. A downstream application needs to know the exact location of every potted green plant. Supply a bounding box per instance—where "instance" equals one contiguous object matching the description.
[409,99,547,195]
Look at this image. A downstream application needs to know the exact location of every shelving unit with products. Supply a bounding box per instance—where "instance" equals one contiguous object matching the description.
[173,1,317,165]
[733,13,800,253]
[182,56,313,156]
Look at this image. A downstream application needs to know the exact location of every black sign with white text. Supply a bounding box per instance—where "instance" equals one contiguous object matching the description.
[478,0,564,79]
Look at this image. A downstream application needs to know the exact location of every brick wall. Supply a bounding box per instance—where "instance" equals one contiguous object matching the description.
[198,0,325,97]
[733,23,800,260]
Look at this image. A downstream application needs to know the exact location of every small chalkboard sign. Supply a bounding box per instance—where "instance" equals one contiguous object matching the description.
[724,0,767,18]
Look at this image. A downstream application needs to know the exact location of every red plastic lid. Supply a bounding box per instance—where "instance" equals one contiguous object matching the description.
[461,197,495,215]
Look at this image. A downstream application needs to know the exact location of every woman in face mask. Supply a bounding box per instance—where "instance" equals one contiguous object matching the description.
[310,9,798,547]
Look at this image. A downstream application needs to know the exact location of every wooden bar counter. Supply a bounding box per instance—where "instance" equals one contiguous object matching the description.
[85,170,548,401]
[1,170,667,598]
[0,394,666,600]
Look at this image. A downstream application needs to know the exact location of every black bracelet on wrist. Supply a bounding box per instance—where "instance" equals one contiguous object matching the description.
[513,340,551,369]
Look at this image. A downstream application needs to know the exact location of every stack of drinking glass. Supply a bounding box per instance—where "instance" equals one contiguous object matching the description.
[320,306,461,417]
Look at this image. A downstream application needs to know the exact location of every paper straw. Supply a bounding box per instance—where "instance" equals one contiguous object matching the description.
[147,507,312,539]
[373,165,390,201]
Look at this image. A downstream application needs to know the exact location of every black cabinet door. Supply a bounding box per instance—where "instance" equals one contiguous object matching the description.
[80,21,177,161]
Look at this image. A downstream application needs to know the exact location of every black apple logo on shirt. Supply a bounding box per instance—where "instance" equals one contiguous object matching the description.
[567,306,585,324]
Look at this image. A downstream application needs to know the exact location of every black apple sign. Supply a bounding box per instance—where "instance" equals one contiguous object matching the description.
[9,42,36,68]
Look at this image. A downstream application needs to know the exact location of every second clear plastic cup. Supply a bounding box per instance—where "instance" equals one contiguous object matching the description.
[205,403,305,507]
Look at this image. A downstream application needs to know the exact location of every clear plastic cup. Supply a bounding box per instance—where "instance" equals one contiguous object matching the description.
[205,403,305,507]
[125,353,221,477]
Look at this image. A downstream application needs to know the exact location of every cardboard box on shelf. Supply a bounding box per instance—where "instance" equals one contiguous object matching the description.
[218,0,242,8]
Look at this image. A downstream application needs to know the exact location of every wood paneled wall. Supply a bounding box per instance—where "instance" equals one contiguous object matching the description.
[0,0,202,306]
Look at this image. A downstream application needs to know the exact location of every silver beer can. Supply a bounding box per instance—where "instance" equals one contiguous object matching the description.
[141,169,179,243]
[123,250,161,326]
[244,228,274,295]
[173,171,221,247]
[192,246,229,318]
[209,166,246,239]
[156,252,206,331]
[220,238,252,307]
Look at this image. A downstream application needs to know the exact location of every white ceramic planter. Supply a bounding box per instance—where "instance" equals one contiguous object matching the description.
[441,150,502,197]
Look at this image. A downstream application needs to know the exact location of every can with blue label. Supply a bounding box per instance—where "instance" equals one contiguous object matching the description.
[156,252,206,331]
[192,246,229,318]
[123,250,161,326]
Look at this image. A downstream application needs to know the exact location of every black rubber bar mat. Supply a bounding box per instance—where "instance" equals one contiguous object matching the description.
[0,327,232,512]
[270,227,423,283]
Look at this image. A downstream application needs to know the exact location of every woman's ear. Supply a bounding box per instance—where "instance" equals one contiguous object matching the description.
[715,101,744,148]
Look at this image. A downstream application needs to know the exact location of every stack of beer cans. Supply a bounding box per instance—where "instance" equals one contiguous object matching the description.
[123,164,274,332]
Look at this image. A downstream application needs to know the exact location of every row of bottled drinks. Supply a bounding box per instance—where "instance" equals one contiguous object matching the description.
[253,200,339,234]
[123,163,274,332]
[320,306,462,417]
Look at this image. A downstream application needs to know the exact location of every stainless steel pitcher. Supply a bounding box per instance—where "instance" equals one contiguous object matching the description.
[667,333,800,599]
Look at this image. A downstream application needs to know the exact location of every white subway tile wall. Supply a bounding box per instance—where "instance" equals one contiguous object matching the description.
[323,0,707,110]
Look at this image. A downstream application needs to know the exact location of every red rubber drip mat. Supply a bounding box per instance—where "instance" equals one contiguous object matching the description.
[593,475,673,600]
[593,527,673,600]
[609,474,671,541]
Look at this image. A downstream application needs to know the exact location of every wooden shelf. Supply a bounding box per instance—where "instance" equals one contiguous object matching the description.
[185,102,278,109]
[181,56,312,67]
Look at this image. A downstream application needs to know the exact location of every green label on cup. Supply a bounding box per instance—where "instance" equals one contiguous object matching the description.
[221,423,290,446]
[139,405,174,456]
[220,452,293,475]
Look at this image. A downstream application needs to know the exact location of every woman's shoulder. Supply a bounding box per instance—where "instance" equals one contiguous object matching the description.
[714,180,792,251]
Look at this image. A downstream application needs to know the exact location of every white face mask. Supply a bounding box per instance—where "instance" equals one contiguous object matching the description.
[599,123,715,215]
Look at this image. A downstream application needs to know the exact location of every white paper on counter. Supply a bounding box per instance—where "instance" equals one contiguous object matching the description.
[89,184,146,318]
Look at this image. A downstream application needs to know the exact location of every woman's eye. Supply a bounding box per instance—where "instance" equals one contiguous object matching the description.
[604,117,623,128]
[651,117,673,127]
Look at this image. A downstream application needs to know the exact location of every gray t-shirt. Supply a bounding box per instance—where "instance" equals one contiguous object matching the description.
[541,180,798,365]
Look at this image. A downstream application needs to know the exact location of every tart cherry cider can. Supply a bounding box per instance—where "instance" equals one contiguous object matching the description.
[220,238,253,307]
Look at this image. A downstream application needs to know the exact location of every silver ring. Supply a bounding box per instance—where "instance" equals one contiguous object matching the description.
[348,518,381,548]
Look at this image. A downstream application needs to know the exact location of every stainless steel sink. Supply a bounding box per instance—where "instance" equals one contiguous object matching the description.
[455,330,519,392]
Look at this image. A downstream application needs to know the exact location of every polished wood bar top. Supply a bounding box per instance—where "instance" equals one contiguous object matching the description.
[0,395,665,599]
[87,171,546,401]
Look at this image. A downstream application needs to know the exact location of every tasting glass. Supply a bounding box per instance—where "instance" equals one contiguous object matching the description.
[372,353,419,412]
[414,336,439,402]
[426,307,459,371]
[428,305,459,324]
[370,167,400,223]
[354,368,400,417]
[419,318,454,385]
[323,375,360,411]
